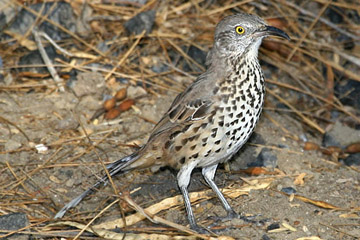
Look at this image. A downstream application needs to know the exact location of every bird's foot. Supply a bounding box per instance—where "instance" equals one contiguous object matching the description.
[208,210,268,228]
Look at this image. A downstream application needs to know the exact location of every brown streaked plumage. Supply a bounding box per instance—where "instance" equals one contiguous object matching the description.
[55,13,289,232]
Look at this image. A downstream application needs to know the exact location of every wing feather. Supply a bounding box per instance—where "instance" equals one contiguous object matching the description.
[149,70,221,139]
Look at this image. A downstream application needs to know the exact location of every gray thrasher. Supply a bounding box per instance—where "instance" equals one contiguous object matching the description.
[55,13,290,231]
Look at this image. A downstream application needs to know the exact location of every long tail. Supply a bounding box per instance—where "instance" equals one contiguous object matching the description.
[54,151,140,219]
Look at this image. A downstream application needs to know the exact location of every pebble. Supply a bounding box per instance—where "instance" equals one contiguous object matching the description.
[183,45,207,72]
[281,187,297,195]
[65,178,75,187]
[322,121,360,147]
[262,234,271,240]
[341,153,360,166]
[5,2,76,41]
[0,213,29,240]
[124,10,156,35]
[127,85,147,98]
[250,148,278,168]
[267,222,280,231]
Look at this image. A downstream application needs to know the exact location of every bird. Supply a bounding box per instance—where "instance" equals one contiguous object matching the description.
[54,13,289,232]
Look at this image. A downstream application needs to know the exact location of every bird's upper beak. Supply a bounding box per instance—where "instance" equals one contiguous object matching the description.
[256,25,290,40]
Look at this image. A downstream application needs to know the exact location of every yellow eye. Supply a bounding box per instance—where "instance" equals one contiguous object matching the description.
[235,26,245,35]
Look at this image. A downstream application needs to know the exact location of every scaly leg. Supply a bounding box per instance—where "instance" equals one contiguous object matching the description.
[202,164,238,218]
[177,162,206,232]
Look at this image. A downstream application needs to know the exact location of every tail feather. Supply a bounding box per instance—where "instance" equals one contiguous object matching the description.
[54,152,140,219]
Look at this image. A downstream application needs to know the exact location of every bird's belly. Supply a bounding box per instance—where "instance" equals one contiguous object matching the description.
[169,91,263,169]
[196,102,261,168]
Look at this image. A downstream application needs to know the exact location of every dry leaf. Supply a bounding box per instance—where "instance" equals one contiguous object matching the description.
[294,195,341,210]
[345,142,360,153]
[282,222,297,231]
[339,213,359,218]
[294,173,306,185]
[296,237,323,240]
[243,167,269,175]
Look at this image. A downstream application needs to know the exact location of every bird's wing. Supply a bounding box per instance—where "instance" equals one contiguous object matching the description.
[149,71,219,138]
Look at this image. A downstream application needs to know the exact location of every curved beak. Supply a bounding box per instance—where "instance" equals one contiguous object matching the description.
[257,25,290,40]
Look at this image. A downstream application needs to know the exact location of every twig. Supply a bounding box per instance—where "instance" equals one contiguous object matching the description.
[32,29,65,92]
[38,31,74,57]
[319,223,360,238]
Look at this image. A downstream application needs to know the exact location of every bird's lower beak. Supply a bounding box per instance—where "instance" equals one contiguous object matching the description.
[257,26,290,40]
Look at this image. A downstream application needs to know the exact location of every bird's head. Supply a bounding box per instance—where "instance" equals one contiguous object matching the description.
[212,13,289,59]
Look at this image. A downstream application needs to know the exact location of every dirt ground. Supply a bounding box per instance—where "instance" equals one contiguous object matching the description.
[0,70,359,239]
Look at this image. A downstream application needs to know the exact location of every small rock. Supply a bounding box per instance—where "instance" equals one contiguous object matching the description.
[262,234,271,240]
[127,85,147,98]
[0,212,29,240]
[5,2,76,41]
[5,139,22,151]
[250,148,278,168]
[71,72,106,98]
[281,187,297,195]
[188,46,207,65]
[277,143,289,149]
[18,46,67,73]
[322,121,360,147]
[124,10,156,35]
[267,222,280,231]
[65,178,75,187]
[335,79,360,110]
[183,45,207,72]
[248,132,266,144]
[341,153,360,166]
[276,103,290,110]
[230,133,265,170]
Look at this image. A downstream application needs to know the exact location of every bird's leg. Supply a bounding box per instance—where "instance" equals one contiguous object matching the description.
[202,164,238,219]
[177,162,207,233]
[202,165,267,226]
